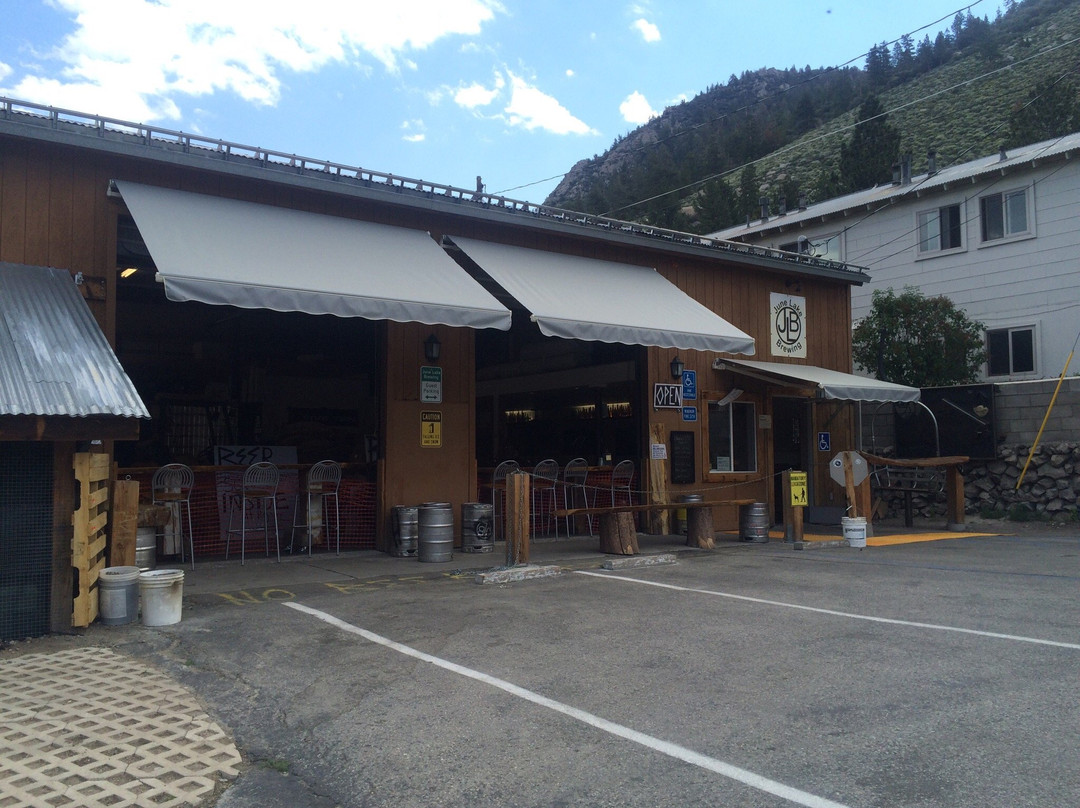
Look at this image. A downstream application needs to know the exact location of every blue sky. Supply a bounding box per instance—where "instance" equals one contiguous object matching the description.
[0,1,993,203]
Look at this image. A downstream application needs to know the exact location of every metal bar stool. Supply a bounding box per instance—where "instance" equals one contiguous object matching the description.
[531,459,560,538]
[225,462,281,565]
[151,463,196,570]
[290,460,342,555]
[561,457,593,536]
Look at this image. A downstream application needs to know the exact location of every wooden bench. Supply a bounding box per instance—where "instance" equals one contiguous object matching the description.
[862,453,969,528]
[554,499,756,554]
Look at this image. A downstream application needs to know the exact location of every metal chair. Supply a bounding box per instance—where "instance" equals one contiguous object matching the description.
[531,459,560,538]
[225,462,281,565]
[491,460,520,542]
[561,457,593,536]
[611,460,635,508]
[290,460,342,555]
[151,463,196,570]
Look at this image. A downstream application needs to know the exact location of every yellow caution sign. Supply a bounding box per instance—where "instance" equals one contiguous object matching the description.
[421,411,442,448]
[789,470,808,506]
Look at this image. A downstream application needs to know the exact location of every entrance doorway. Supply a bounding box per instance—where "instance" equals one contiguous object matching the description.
[772,397,810,522]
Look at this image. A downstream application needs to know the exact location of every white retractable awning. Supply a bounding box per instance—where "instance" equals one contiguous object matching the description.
[446,236,756,354]
[114,181,511,330]
[713,359,920,402]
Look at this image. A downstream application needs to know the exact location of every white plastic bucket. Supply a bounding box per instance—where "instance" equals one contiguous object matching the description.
[99,566,141,625]
[842,516,867,548]
[139,569,185,626]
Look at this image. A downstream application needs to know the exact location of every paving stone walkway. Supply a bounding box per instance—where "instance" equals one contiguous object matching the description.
[0,646,241,807]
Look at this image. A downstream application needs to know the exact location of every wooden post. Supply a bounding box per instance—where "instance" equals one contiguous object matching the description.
[782,470,804,543]
[842,451,858,518]
[506,471,530,564]
[855,476,873,537]
[685,506,714,550]
[110,479,139,567]
[599,512,639,555]
[648,423,669,535]
[946,466,966,530]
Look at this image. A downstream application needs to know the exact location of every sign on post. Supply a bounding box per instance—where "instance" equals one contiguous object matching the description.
[789,471,808,506]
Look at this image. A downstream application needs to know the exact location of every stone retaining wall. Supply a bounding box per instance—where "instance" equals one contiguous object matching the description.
[875,442,1080,521]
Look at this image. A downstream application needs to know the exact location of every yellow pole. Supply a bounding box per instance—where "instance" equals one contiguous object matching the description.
[1016,331,1079,489]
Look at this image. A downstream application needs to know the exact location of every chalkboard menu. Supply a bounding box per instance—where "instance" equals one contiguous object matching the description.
[670,431,695,485]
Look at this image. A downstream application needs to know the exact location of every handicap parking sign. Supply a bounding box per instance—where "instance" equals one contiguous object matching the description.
[818,432,831,452]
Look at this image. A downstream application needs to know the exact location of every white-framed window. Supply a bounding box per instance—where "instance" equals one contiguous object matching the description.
[986,326,1036,376]
[980,188,1030,242]
[780,233,842,263]
[707,399,757,473]
[917,203,963,253]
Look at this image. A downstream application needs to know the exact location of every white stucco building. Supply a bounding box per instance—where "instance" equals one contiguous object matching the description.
[715,133,1080,383]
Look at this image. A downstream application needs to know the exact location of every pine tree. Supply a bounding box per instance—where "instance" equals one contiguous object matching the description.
[837,95,901,193]
[1005,74,1080,148]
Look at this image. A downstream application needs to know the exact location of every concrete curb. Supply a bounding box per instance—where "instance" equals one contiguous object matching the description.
[474,564,566,584]
[601,553,678,570]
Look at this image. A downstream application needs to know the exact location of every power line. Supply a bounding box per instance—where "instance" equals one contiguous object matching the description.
[491,0,988,198]
[604,30,1080,219]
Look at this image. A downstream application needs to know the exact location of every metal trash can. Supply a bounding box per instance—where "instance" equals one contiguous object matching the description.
[675,494,703,535]
[135,527,157,571]
[418,502,454,562]
[461,502,494,553]
[391,505,419,557]
[739,502,770,542]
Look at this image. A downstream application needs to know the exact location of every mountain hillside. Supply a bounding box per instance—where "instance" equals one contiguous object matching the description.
[544,0,1080,234]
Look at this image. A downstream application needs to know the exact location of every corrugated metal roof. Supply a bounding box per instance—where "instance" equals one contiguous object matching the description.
[0,263,149,419]
[715,132,1080,239]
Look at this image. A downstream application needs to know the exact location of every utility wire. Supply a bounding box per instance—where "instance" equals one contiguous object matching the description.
[603,32,1080,219]
[492,0,988,198]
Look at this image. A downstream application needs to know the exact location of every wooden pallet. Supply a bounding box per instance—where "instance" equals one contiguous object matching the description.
[72,453,110,627]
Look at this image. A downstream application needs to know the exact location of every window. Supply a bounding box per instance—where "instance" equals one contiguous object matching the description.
[780,233,841,263]
[980,189,1029,241]
[708,399,757,473]
[987,327,1035,376]
[917,204,962,253]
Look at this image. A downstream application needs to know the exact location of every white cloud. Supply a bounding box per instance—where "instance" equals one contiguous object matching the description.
[401,119,426,143]
[0,62,11,82]
[619,91,657,124]
[1,0,503,121]
[632,18,661,43]
[565,69,574,78]
[454,73,505,108]
[503,72,596,135]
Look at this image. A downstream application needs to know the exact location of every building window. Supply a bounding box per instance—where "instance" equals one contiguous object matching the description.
[780,233,841,263]
[980,189,1029,242]
[917,204,962,253]
[708,400,757,473]
[987,327,1035,376]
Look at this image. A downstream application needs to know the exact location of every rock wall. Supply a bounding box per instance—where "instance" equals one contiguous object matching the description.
[875,442,1080,521]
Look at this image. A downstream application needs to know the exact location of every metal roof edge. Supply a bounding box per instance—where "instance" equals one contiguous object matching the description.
[0,96,869,286]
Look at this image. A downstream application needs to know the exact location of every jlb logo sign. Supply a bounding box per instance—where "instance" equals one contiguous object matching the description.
[770,292,806,358]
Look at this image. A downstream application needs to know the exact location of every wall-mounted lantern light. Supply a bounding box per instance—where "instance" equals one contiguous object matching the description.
[670,355,684,379]
[424,333,442,363]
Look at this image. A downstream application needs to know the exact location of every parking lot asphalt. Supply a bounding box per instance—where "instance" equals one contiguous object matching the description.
[3,519,1078,807]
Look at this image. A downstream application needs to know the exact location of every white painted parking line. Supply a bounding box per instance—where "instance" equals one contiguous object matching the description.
[284,601,852,808]
[575,571,1080,650]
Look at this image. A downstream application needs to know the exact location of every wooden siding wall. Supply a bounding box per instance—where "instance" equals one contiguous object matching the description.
[1,133,859,534]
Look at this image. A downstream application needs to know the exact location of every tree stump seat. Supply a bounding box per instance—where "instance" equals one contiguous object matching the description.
[553,499,756,553]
